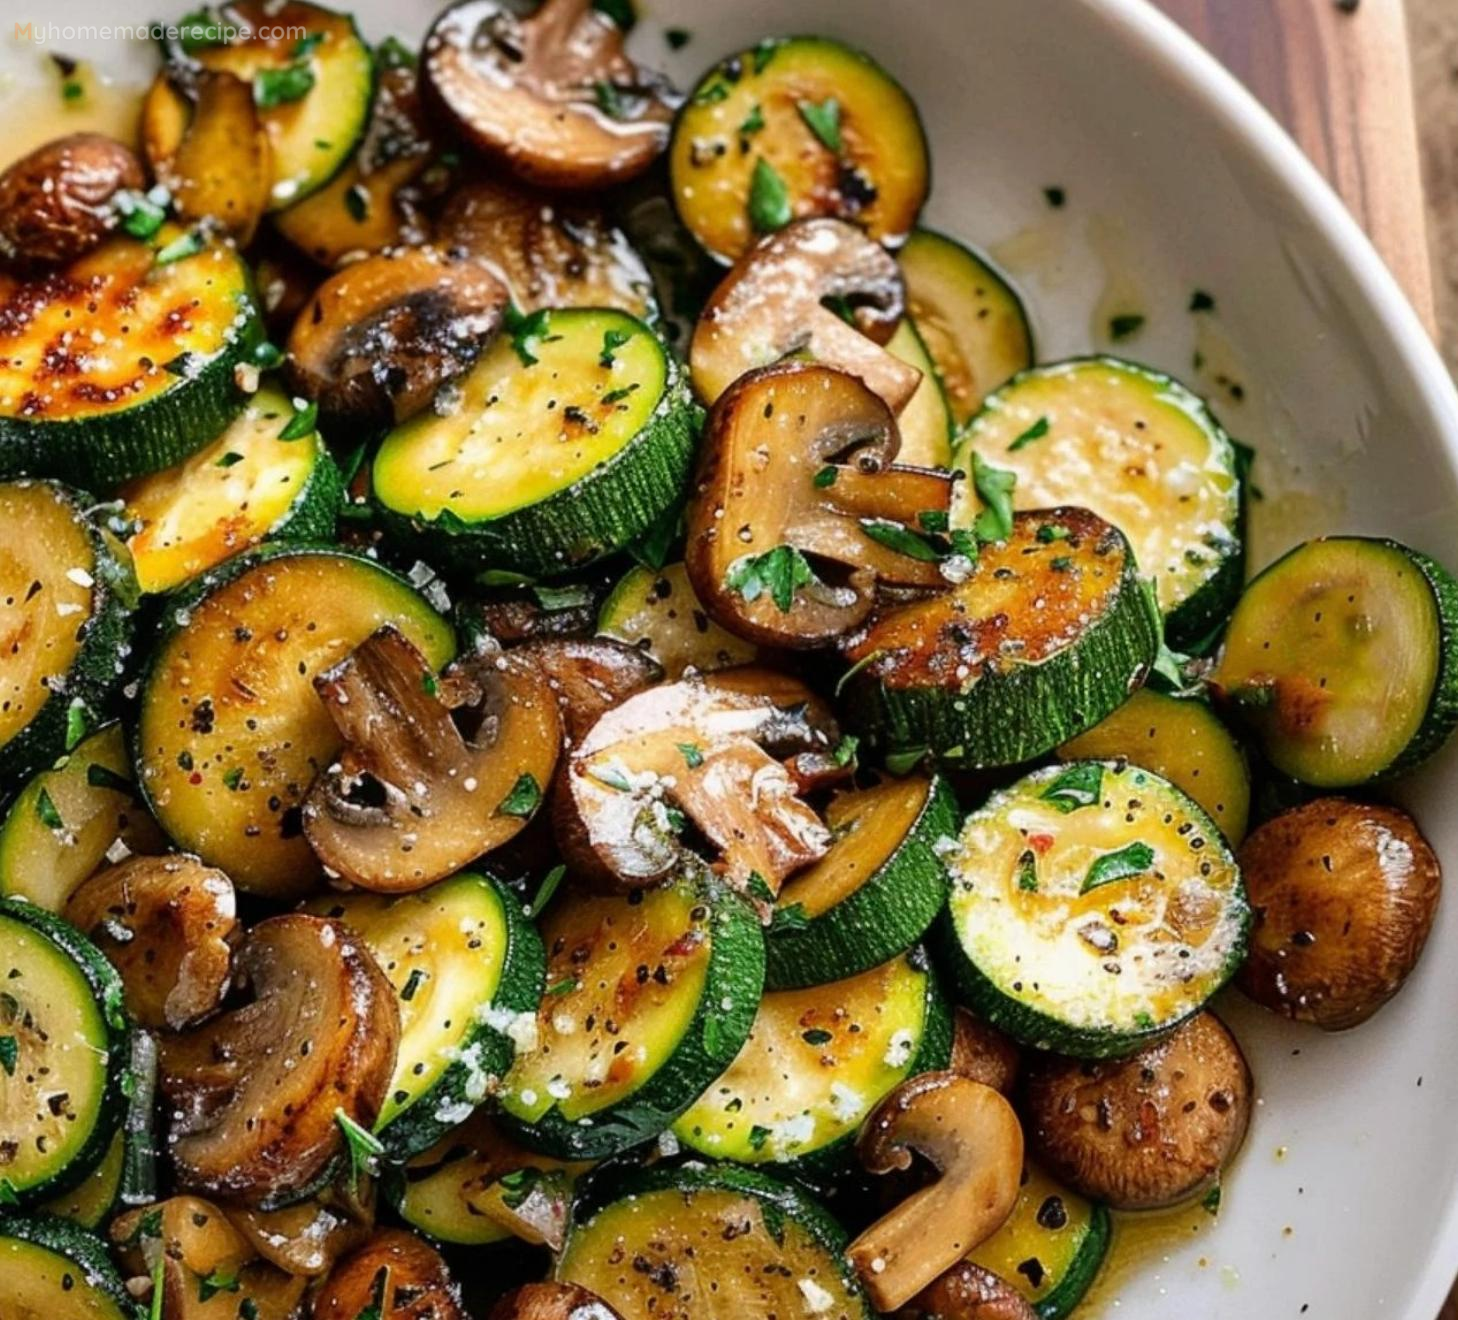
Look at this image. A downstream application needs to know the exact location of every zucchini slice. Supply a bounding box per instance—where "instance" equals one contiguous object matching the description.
[146,0,374,210]
[673,949,951,1167]
[0,481,137,793]
[38,1132,125,1231]
[1212,537,1458,787]
[305,871,545,1159]
[766,775,957,989]
[497,871,764,1159]
[899,229,1033,426]
[956,358,1244,643]
[0,901,130,1207]
[1059,689,1251,844]
[0,723,165,912]
[373,308,698,578]
[0,1216,137,1319]
[965,1163,1111,1320]
[669,36,929,265]
[841,508,1160,767]
[938,761,1249,1057]
[558,1163,872,1319]
[122,385,342,595]
[887,318,955,468]
[0,228,262,489]
[134,545,455,899]
[597,561,759,680]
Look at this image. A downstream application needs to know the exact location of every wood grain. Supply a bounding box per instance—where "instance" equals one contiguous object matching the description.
[1408,0,1458,370]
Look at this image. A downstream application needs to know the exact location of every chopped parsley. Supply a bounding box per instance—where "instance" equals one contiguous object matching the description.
[1081,841,1156,895]
[748,157,792,233]
[498,773,542,819]
[797,97,842,153]
[1007,416,1050,452]
[1041,763,1103,812]
[724,544,816,613]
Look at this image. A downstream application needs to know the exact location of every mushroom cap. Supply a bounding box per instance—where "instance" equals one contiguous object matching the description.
[949,1008,1022,1097]
[311,1229,466,1320]
[487,1284,624,1320]
[899,1261,1040,1320]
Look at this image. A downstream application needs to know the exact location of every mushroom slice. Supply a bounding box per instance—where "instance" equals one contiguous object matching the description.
[162,913,400,1208]
[225,1183,375,1278]
[63,853,237,1030]
[556,667,836,898]
[303,627,562,892]
[422,0,673,189]
[690,218,921,409]
[312,1229,466,1320]
[285,244,509,426]
[685,362,956,649]
[847,1071,1025,1312]
[515,637,664,745]
[898,1262,1039,1320]
[488,1284,624,1320]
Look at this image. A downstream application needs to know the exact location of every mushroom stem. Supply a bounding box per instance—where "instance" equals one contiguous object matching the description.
[805,305,923,414]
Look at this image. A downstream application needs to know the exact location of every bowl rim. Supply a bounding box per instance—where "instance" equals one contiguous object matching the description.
[1085,3,1458,1316]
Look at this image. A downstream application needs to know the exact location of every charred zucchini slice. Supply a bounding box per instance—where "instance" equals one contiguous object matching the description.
[1060,689,1251,844]
[670,36,929,264]
[0,900,131,1207]
[373,308,697,578]
[766,775,957,989]
[0,1215,137,1319]
[597,561,759,680]
[887,318,955,468]
[559,1162,872,1318]
[0,481,137,792]
[672,950,951,1167]
[497,870,764,1160]
[305,871,545,1159]
[134,545,455,899]
[956,358,1243,643]
[123,385,342,594]
[0,228,262,488]
[1212,537,1458,786]
[937,761,1250,1057]
[841,508,1159,768]
[898,228,1033,426]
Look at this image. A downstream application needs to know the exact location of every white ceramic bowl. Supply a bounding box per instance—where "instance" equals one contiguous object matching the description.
[6,1,1458,1315]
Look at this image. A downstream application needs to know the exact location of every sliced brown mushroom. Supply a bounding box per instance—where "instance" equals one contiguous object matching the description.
[285,244,509,426]
[439,175,656,320]
[63,853,237,1030]
[422,0,673,189]
[224,1180,375,1278]
[1023,1012,1253,1211]
[161,913,400,1208]
[847,1071,1025,1312]
[516,636,664,745]
[302,626,562,892]
[685,362,956,648]
[312,1230,466,1320]
[0,133,144,270]
[142,69,271,244]
[488,1284,624,1320]
[897,1262,1039,1320]
[949,1008,1021,1097]
[556,667,839,898]
[690,218,921,410]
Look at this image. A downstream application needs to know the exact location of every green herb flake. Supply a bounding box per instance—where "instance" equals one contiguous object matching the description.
[884,746,928,776]
[831,734,859,768]
[375,35,417,69]
[752,39,781,74]
[1109,313,1146,342]
[177,8,227,53]
[252,340,285,369]
[199,1269,240,1303]
[971,452,1017,543]
[498,1166,544,1209]
[278,400,318,441]
[593,0,636,29]
[797,97,842,152]
[860,519,943,562]
[154,229,205,265]
[918,509,950,533]
[64,699,90,752]
[546,977,579,997]
[600,326,633,367]
[812,465,838,489]
[1081,841,1156,895]
[35,787,64,831]
[533,583,593,611]
[239,1301,260,1320]
[1202,1183,1222,1215]
[507,306,552,367]
[677,742,705,770]
[0,1036,16,1076]
[693,80,730,106]
[335,1107,384,1181]
[1015,849,1038,893]
[1008,416,1050,452]
[748,1124,773,1150]
[1050,555,1072,572]
[215,450,246,470]
[254,63,316,110]
[738,102,766,137]
[420,673,439,698]
[355,1265,390,1320]
[116,190,167,240]
[1041,763,1103,813]
[748,157,792,234]
[498,773,542,819]
[1036,522,1070,543]
[528,864,567,919]
[724,543,817,613]
[601,384,637,405]
[593,80,627,120]
[222,767,244,791]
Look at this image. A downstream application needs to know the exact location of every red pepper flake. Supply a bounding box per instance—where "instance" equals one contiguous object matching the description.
[1029,832,1056,855]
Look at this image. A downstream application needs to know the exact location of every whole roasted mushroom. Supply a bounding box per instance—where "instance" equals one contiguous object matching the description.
[423,0,673,189]
[949,1008,1021,1097]
[488,1284,624,1320]
[312,1229,466,1320]
[161,914,400,1208]
[847,1072,1025,1312]
[303,627,562,892]
[685,363,956,648]
[690,218,921,409]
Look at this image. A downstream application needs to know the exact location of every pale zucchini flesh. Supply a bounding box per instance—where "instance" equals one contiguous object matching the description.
[887,317,955,468]
[597,560,759,679]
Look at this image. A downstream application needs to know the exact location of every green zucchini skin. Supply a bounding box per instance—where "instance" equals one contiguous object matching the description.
[0,1214,141,1318]
[1382,543,1458,775]
[1037,1203,1111,1320]
[765,776,959,990]
[0,901,133,1207]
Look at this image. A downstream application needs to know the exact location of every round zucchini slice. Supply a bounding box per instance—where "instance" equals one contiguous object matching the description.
[766,774,957,989]
[558,1163,872,1319]
[38,1131,125,1231]
[305,871,545,1159]
[123,385,342,594]
[134,545,455,899]
[1212,537,1458,787]
[887,318,955,468]
[0,481,137,793]
[0,1215,138,1319]
[937,761,1249,1058]
[965,1163,1111,1320]
[0,901,131,1208]
[145,0,374,210]
[373,308,698,579]
[0,228,262,489]
[497,871,764,1160]
[899,228,1033,426]
[0,723,165,912]
[841,508,1160,768]
[955,358,1244,643]
[669,36,929,265]
[597,560,759,680]
[672,949,951,1167]
[1059,688,1251,844]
